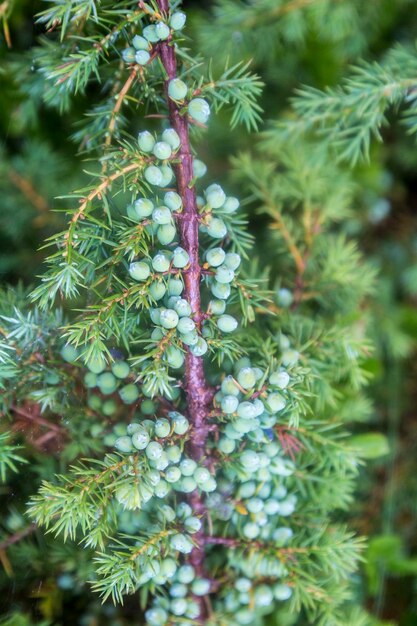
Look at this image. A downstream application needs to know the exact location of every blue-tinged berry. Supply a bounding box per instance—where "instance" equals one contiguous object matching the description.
[135,50,150,65]
[171,412,189,435]
[160,308,179,329]
[170,533,193,554]
[189,337,208,356]
[174,298,192,317]
[152,252,171,273]
[237,367,256,389]
[154,480,171,498]
[218,437,236,453]
[215,265,235,283]
[149,281,167,301]
[208,299,226,315]
[155,21,170,40]
[224,252,241,270]
[191,578,210,595]
[159,165,174,187]
[168,78,188,101]
[152,206,172,225]
[222,196,240,213]
[153,141,172,160]
[138,131,155,153]
[188,98,211,124]
[207,216,227,239]
[145,607,168,626]
[205,183,226,209]
[145,441,163,460]
[122,47,136,63]
[131,429,150,451]
[177,316,195,334]
[180,458,197,476]
[265,392,286,413]
[164,191,182,212]
[143,25,159,42]
[61,344,79,363]
[221,394,239,414]
[170,11,186,30]
[165,345,185,369]
[211,281,230,300]
[277,287,293,308]
[162,128,180,150]
[273,584,293,601]
[165,466,181,483]
[180,331,198,346]
[166,444,181,463]
[206,247,226,267]
[269,369,290,388]
[154,418,171,438]
[157,224,177,245]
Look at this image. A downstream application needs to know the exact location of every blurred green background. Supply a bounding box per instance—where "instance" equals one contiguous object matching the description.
[1,0,417,625]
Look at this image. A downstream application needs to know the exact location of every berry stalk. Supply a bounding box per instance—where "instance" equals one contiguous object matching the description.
[156,0,212,614]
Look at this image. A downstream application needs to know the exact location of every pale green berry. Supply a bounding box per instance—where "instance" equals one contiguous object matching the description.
[171,598,187,616]
[162,128,180,150]
[242,522,260,539]
[170,11,186,30]
[273,527,293,545]
[152,252,171,273]
[143,24,159,42]
[235,578,252,593]
[115,436,133,453]
[146,441,163,460]
[164,191,182,211]
[159,165,174,187]
[180,458,197,476]
[237,401,257,419]
[150,308,162,326]
[170,533,193,554]
[61,344,79,363]
[145,165,163,186]
[174,298,192,317]
[265,392,286,413]
[255,585,273,607]
[154,480,170,498]
[180,331,198,346]
[168,78,188,101]
[264,499,280,515]
[177,564,195,584]
[237,367,257,389]
[208,299,226,315]
[217,314,238,333]
[167,277,184,296]
[160,557,177,579]
[111,360,130,379]
[155,21,170,40]
[205,184,226,209]
[207,217,227,239]
[222,196,240,213]
[132,34,148,50]
[119,383,139,404]
[165,345,185,369]
[131,429,150,450]
[149,281,167,301]
[282,349,300,366]
[83,372,97,388]
[129,261,151,281]
[218,437,235,453]
[122,47,136,63]
[88,394,102,411]
[102,399,117,416]
[193,159,207,178]
[240,450,260,471]
[191,578,210,595]
[234,417,257,433]
[165,466,181,483]
[274,584,293,600]
[170,583,187,598]
[221,394,239,414]
[194,467,211,485]
[138,131,155,153]
[186,601,201,620]
[135,50,150,65]
[154,418,170,438]
[190,337,208,356]
[98,372,117,394]
[269,370,290,389]
[141,400,156,416]
[247,498,263,513]
[188,98,211,124]
[277,288,293,308]
[206,247,226,267]
[201,477,216,492]
[145,607,168,626]
[177,316,195,334]
[172,246,189,268]
[167,295,180,308]
[152,206,171,225]
[180,476,197,492]
[157,224,177,245]
[165,444,181,463]
[221,375,240,396]
[171,413,189,435]
[134,197,154,218]
[211,281,230,300]
[151,329,164,342]
[215,265,235,283]
[224,252,241,270]
[153,141,172,160]
[160,308,179,329]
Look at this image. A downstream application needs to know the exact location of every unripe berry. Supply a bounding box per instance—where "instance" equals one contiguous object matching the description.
[180,458,197,476]
[273,584,293,601]
[170,582,187,597]
[143,25,159,43]
[180,476,197,492]
[211,281,230,300]
[145,607,168,626]
[153,141,172,160]
[154,418,170,438]
[222,196,240,213]
[165,345,185,369]
[221,394,239,414]
[171,246,189,269]
[218,437,236,453]
[170,11,186,30]
[168,78,188,101]
[119,383,139,404]
[146,441,163,460]
[170,533,193,554]
[115,436,133,453]
[167,278,184,296]
[162,128,180,150]
[188,98,211,124]
[224,252,241,270]
[193,159,207,178]
[160,308,179,329]
[194,467,211,485]
[166,444,181,463]
[152,206,172,225]
[155,21,170,40]
[206,247,226,267]
[177,316,195,334]
[98,372,117,394]
[154,480,170,498]
[138,131,155,153]
[152,252,171,273]
[277,287,293,308]
[149,281,167,301]
[217,314,238,333]
[221,375,240,396]
[129,261,151,282]
[208,299,226,315]
[235,578,252,593]
[157,224,177,245]
[84,372,97,388]
[242,521,260,539]
[265,392,286,413]
[135,50,150,65]
[207,216,227,239]
[164,191,182,212]
[174,298,192,317]
[131,428,150,450]
[127,422,141,435]
[61,344,79,363]
[165,466,181,483]
[237,367,257,389]
[201,476,217,492]
[240,450,260,471]
[177,564,195,583]
[189,337,208,356]
[122,47,136,63]
[180,331,198,346]
[132,35,148,50]
[170,412,189,434]
[145,165,163,186]
[205,183,226,209]
[159,165,174,187]
[237,401,257,419]
[160,558,177,579]
[191,578,210,596]
[111,360,130,379]
[269,370,290,389]
[215,265,235,283]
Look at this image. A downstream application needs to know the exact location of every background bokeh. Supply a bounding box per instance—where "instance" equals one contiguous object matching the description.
[1,0,417,624]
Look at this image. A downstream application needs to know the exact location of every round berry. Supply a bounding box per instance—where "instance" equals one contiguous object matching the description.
[155,21,170,40]
[207,217,227,239]
[165,444,181,463]
[115,436,133,453]
[122,47,136,63]
[84,371,97,388]
[162,128,180,150]
[154,480,170,498]
[177,316,195,334]
[218,437,236,453]
[172,246,189,268]
[132,35,148,50]
[273,584,293,601]
[269,370,290,389]
[191,578,210,596]
[149,281,167,301]
[206,247,226,267]
[111,360,130,379]
[131,429,150,450]
[145,165,163,186]
[146,441,163,460]
[138,131,155,153]
[119,383,139,404]
[145,607,168,626]
[237,367,256,389]
[61,344,79,363]
[171,413,189,435]
[143,25,159,43]
[193,159,207,178]
[152,206,172,225]
[174,298,192,317]
[242,521,260,539]
[153,141,172,160]
[180,458,197,476]
[168,78,188,101]
[154,418,171,438]
[265,392,286,413]
[165,345,185,369]
[211,281,230,300]
[98,372,117,394]
[159,165,174,187]
[224,252,241,270]
[164,191,182,212]
[221,394,239,414]
[160,308,179,329]
[170,11,186,30]
[167,277,184,296]
[217,314,238,333]
[208,299,226,315]
[135,50,150,65]
[189,337,208,356]
[129,261,151,282]
[177,564,195,584]
[222,196,240,213]
[152,252,171,273]
[157,224,177,245]
[205,183,226,209]
[188,98,211,124]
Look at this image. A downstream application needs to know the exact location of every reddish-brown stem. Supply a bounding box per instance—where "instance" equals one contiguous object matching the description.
[155,1,213,620]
